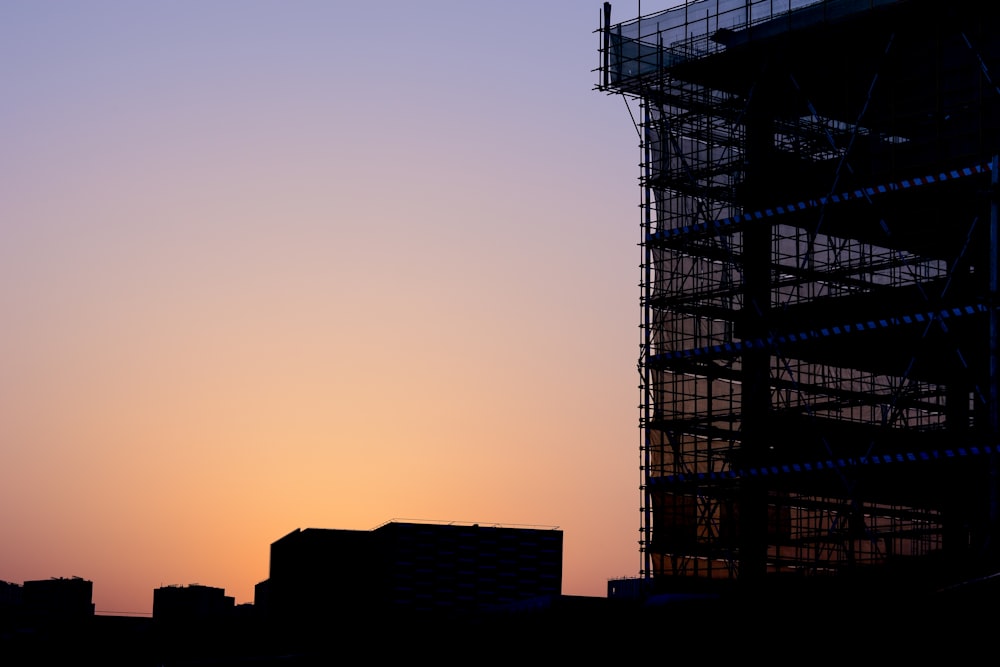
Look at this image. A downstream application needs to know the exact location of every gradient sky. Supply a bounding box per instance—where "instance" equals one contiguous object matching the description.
[1,0,673,615]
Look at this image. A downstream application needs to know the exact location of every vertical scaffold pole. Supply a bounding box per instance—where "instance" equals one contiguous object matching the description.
[990,154,999,557]
[641,97,653,585]
[603,3,611,89]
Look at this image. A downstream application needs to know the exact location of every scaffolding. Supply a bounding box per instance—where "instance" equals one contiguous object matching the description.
[597,0,1000,595]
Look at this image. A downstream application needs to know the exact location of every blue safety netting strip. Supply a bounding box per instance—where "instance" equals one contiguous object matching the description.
[649,443,994,487]
[648,302,988,365]
[645,162,991,245]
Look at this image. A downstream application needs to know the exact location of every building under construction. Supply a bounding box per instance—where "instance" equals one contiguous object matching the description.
[597,0,1000,599]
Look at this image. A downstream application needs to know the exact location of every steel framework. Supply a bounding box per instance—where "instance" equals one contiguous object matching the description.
[597,0,1000,596]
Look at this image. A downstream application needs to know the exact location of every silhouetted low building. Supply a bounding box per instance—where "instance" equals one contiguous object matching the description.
[152,584,234,625]
[262,526,374,633]
[0,580,22,633]
[0,581,21,607]
[252,578,269,617]
[607,576,652,600]
[22,577,94,624]
[259,520,563,635]
[376,520,563,613]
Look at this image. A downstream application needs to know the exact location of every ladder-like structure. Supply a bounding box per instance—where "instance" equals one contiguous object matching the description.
[597,0,1000,595]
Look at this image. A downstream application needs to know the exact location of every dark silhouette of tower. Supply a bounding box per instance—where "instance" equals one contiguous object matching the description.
[597,0,1000,603]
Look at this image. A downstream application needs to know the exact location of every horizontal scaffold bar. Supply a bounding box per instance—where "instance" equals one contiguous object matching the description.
[649,443,996,487]
[645,162,992,246]
[647,302,988,365]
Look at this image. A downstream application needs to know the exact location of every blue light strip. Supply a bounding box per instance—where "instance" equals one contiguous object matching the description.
[648,303,989,365]
[646,162,991,245]
[649,444,994,487]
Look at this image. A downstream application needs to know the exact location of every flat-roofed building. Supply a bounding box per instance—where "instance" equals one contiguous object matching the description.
[259,520,562,631]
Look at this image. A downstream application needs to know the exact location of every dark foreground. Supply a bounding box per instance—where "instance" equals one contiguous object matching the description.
[2,588,998,665]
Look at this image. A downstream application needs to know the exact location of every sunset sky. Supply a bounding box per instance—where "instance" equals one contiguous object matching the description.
[0,0,672,615]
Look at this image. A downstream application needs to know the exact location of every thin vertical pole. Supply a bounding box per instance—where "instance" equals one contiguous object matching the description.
[990,154,999,556]
[991,155,997,430]
[603,3,612,89]
[641,98,653,584]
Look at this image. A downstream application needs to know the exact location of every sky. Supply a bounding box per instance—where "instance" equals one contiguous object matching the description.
[0,0,674,616]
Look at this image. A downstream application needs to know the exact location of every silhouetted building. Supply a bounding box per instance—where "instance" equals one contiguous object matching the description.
[375,520,563,613]
[0,581,21,610]
[252,578,269,617]
[0,580,22,631]
[598,0,1000,601]
[259,520,562,633]
[262,526,374,633]
[22,577,94,623]
[152,584,235,625]
[607,576,652,600]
